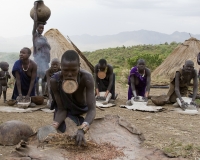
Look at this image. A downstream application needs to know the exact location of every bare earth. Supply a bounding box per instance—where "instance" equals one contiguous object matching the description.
[0,83,199,160]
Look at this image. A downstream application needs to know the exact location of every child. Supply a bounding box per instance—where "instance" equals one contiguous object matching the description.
[0,62,11,103]
[44,58,61,108]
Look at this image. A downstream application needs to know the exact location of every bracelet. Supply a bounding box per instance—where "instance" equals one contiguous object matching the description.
[51,122,59,128]
[78,122,90,134]
[83,121,89,127]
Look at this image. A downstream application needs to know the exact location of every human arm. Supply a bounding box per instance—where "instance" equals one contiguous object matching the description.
[25,63,37,100]
[144,68,151,98]
[6,71,11,79]
[32,1,38,56]
[46,70,51,98]
[130,75,137,97]
[76,74,96,146]
[94,65,100,97]
[191,70,198,105]
[50,77,67,128]
[174,72,188,109]
[105,66,114,97]
[32,1,38,36]
[15,71,23,100]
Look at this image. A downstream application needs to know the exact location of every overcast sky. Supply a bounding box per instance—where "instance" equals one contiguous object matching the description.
[0,0,199,38]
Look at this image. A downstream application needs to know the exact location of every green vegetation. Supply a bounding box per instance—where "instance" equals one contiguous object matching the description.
[163,139,200,158]
[0,52,19,88]
[0,52,19,71]
[84,43,179,83]
[127,54,163,71]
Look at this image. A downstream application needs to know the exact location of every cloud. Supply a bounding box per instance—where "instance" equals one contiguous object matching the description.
[95,0,200,16]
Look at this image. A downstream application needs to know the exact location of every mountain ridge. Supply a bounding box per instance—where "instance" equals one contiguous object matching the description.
[0,30,199,52]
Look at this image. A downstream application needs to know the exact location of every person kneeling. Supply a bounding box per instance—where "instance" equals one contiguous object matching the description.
[94,59,117,104]
[44,58,61,108]
[12,47,37,107]
[50,50,96,146]
[127,59,151,105]
[167,60,198,110]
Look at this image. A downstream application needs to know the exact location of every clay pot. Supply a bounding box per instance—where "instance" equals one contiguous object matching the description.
[31,96,44,105]
[7,99,17,106]
[30,0,51,24]
[151,95,169,106]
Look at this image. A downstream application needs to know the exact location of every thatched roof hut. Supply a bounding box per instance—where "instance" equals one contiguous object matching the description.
[152,37,200,84]
[44,28,94,73]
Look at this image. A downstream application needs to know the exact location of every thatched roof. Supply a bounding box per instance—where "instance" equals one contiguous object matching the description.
[152,37,200,83]
[44,28,94,73]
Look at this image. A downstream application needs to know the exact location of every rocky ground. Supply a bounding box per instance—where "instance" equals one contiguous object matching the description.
[0,83,199,160]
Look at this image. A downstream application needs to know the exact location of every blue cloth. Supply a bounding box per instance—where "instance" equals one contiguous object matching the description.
[11,60,36,100]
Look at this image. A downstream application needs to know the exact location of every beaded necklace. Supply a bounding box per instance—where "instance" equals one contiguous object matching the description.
[137,68,145,77]
[22,60,30,72]
[0,71,7,80]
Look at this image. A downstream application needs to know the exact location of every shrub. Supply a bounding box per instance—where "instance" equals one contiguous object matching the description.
[127,53,163,71]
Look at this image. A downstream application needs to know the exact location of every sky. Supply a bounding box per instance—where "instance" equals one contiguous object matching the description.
[0,0,200,38]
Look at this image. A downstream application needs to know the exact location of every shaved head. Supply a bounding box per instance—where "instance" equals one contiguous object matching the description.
[51,58,60,64]
[185,60,194,66]
[137,59,145,65]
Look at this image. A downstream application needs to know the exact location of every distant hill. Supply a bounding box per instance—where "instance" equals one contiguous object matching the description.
[69,30,200,51]
[0,52,19,71]
[0,30,199,52]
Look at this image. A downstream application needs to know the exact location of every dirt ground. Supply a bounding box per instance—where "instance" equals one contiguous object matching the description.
[0,83,200,160]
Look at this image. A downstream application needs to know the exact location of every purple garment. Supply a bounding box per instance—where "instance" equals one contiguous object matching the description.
[11,60,36,100]
[128,66,147,100]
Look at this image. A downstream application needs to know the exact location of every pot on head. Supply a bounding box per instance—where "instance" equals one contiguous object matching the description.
[30,0,51,24]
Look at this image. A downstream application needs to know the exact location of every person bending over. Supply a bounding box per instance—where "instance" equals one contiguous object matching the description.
[50,50,96,146]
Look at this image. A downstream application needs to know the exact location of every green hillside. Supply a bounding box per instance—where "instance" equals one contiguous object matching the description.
[0,52,19,71]
[83,42,179,83]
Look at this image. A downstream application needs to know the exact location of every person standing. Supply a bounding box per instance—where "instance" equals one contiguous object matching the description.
[32,1,51,96]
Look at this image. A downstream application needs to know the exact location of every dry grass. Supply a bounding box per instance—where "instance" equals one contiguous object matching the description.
[152,37,200,82]
[163,139,200,159]
[44,29,93,73]
[41,132,125,160]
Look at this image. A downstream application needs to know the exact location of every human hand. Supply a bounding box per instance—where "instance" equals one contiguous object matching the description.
[190,100,197,106]
[134,96,140,101]
[104,90,109,98]
[145,92,149,98]
[180,100,188,110]
[25,95,30,102]
[75,129,86,146]
[142,97,148,102]
[16,94,23,102]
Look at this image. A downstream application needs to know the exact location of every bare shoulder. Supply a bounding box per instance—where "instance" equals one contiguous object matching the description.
[193,69,198,76]
[80,69,93,79]
[107,64,113,70]
[30,59,37,68]
[145,68,151,75]
[45,68,51,75]
[50,76,58,90]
